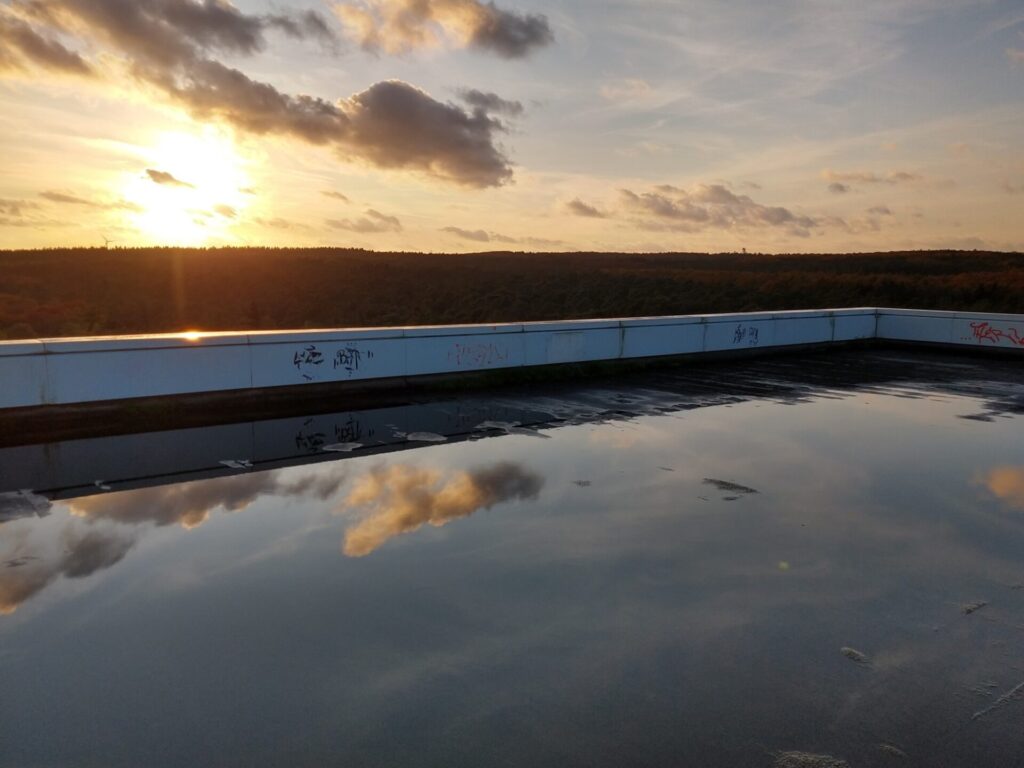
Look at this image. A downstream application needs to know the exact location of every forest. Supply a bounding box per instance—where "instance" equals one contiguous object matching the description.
[1,248,1022,340]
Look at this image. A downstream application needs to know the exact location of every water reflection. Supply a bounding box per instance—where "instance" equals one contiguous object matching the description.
[1,523,134,614]
[68,471,347,529]
[2,349,1024,767]
[0,459,545,611]
[980,465,1024,511]
[341,462,544,556]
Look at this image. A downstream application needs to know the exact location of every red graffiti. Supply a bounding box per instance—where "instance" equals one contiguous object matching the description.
[970,322,1024,346]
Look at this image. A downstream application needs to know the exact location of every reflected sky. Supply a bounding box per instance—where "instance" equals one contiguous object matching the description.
[2,351,1024,767]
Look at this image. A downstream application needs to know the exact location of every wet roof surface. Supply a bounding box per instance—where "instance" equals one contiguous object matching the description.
[2,349,1024,767]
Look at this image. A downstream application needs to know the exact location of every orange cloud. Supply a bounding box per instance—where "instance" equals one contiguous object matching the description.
[341,462,543,556]
[334,0,553,58]
[981,465,1024,510]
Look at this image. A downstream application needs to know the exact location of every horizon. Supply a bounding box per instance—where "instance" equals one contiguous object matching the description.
[1,0,1022,254]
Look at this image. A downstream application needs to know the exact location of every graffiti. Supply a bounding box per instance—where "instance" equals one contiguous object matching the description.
[334,416,368,444]
[293,344,374,381]
[970,322,1024,347]
[334,346,373,377]
[294,415,369,451]
[732,324,761,346]
[293,345,325,381]
[448,342,509,367]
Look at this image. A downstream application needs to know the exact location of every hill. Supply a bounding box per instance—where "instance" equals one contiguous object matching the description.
[1,248,1022,340]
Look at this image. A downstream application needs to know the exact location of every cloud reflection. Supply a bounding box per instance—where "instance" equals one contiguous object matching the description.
[341,462,543,556]
[68,471,346,529]
[980,465,1024,511]
[1,468,345,614]
[1,525,134,614]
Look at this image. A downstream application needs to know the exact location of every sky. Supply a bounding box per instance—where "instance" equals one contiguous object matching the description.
[0,0,1022,252]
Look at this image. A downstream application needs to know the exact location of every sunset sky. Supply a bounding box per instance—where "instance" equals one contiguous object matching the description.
[1,0,1022,252]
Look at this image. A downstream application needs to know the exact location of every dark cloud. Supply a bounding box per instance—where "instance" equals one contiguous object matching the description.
[213,203,237,218]
[458,88,524,116]
[239,186,257,195]
[0,14,92,75]
[1002,182,1024,195]
[342,462,544,556]
[321,190,351,202]
[4,2,513,187]
[335,0,553,59]
[868,205,893,216]
[145,168,194,188]
[619,184,819,237]
[827,182,850,194]
[327,209,402,233]
[564,198,607,218]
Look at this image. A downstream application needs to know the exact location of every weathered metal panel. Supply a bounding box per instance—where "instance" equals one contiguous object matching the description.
[43,340,252,404]
[876,311,955,344]
[0,342,47,408]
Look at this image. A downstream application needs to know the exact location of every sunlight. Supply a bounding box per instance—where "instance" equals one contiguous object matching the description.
[121,129,252,245]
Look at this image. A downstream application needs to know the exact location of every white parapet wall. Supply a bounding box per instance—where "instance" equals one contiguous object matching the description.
[0,308,1020,411]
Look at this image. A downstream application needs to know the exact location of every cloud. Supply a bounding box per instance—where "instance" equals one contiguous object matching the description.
[0,14,92,75]
[0,525,134,614]
[441,226,563,247]
[599,78,652,102]
[564,198,607,218]
[341,462,544,556]
[822,169,923,185]
[618,183,820,237]
[442,225,491,242]
[1002,182,1024,195]
[39,190,141,211]
[827,182,850,194]
[458,88,524,117]
[321,190,351,202]
[327,208,402,233]
[4,2,514,187]
[1007,48,1024,64]
[867,205,893,216]
[0,468,348,614]
[69,470,347,530]
[145,168,194,188]
[253,216,311,230]
[0,198,39,216]
[334,0,553,58]
[213,203,237,218]
[980,466,1024,511]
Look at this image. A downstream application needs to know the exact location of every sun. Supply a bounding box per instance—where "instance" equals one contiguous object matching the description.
[121,129,253,245]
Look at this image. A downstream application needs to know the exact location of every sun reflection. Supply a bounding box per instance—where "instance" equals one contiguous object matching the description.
[121,130,252,245]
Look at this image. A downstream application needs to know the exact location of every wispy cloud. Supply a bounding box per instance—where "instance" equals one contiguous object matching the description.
[39,190,141,211]
[441,226,563,247]
[328,209,402,233]
[564,198,608,218]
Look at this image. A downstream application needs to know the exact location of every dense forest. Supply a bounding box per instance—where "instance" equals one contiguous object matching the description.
[1,248,1022,340]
